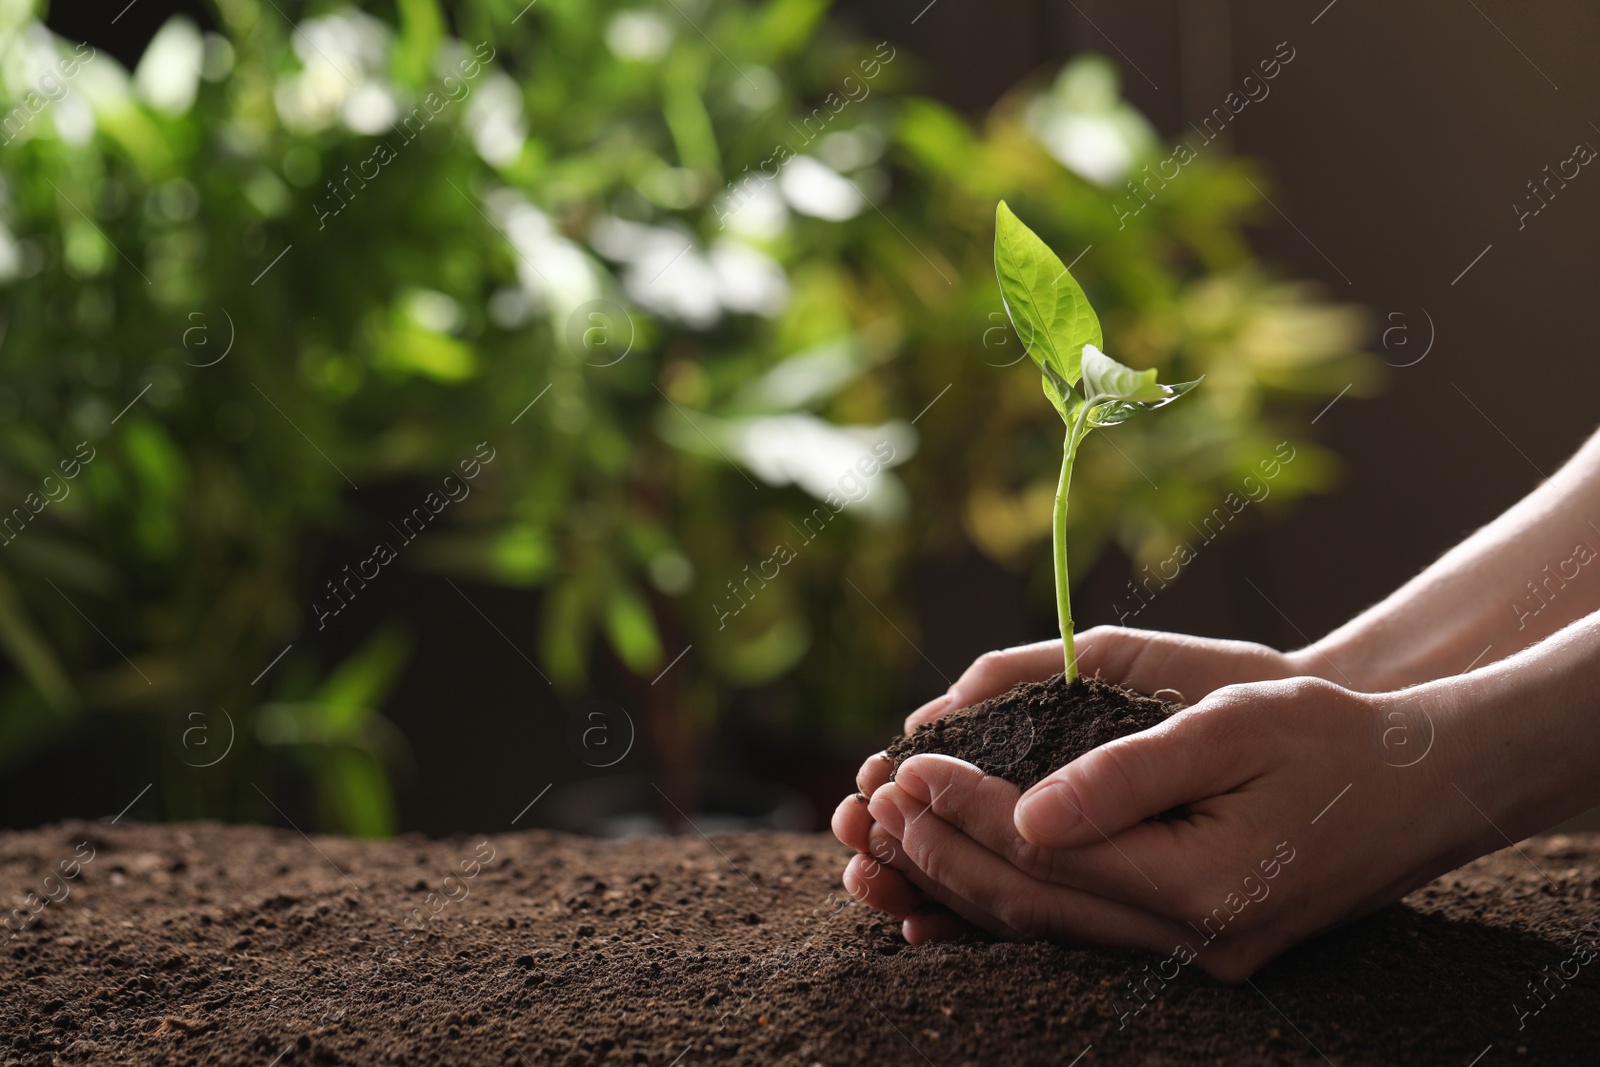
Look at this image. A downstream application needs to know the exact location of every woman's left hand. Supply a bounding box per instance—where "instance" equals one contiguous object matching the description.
[841,677,1482,980]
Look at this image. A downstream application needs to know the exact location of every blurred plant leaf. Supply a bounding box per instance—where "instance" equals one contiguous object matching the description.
[0,572,74,713]
[0,684,75,771]
[309,627,412,737]
[603,580,662,673]
[393,0,445,86]
[317,747,396,838]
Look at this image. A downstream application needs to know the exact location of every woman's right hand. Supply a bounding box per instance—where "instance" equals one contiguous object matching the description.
[846,628,1314,822]
[832,625,1318,940]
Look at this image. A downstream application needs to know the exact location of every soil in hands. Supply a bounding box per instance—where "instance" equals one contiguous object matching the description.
[884,674,1179,790]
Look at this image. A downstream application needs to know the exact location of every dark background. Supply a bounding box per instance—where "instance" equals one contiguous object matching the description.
[13,0,1599,833]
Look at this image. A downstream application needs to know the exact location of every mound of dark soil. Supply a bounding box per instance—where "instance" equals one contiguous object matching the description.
[885,675,1177,790]
[3,821,1599,1065]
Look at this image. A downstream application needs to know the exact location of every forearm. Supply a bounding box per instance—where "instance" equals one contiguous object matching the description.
[1421,608,1600,847]
[1293,427,1600,690]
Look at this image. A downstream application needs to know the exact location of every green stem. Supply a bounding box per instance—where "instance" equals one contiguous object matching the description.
[1055,427,1080,684]
[1056,398,1099,684]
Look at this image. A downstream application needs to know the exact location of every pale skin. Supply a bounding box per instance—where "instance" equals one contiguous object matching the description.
[832,428,1600,981]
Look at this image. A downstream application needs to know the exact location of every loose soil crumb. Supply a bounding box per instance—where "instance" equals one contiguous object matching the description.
[885,675,1176,790]
[3,820,1598,1065]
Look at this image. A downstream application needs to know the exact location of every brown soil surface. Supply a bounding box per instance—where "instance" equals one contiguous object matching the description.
[4,820,1599,1065]
[885,675,1176,791]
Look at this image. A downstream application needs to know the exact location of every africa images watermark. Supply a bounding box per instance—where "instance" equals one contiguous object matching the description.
[1513,933,1598,1031]
[1511,524,1600,631]
[1109,441,1297,626]
[2,840,97,945]
[1513,134,1596,231]
[0,441,97,548]
[1,41,96,146]
[712,439,897,630]
[313,41,497,229]
[714,41,897,229]
[311,441,497,630]
[1111,840,1298,1030]
[1113,40,1297,229]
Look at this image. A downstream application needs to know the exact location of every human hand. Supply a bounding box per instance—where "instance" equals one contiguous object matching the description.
[833,627,1313,938]
[901,627,1313,735]
[845,677,1481,980]
[836,627,1306,863]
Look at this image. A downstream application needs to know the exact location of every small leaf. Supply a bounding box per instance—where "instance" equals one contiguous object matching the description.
[1039,361,1081,425]
[0,572,75,713]
[604,583,663,674]
[392,0,445,87]
[1081,344,1165,404]
[318,748,396,838]
[310,628,412,737]
[993,201,1100,389]
[1087,377,1203,429]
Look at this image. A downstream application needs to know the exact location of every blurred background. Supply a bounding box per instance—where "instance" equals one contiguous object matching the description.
[2,0,1595,837]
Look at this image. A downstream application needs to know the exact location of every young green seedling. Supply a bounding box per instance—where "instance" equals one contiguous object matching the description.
[993,201,1200,684]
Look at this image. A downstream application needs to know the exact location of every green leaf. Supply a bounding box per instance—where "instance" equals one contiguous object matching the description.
[392,0,445,87]
[1039,361,1083,426]
[540,578,592,689]
[603,583,663,673]
[317,748,396,838]
[896,98,978,174]
[993,201,1101,395]
[1087,376,1203,429]
[715,612,811,686]
[309,628,411,737]
[1081,343,1165,404]
[754,0,831,52]
[0,572,74,714]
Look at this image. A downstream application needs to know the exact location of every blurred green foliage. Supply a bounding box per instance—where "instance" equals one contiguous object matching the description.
[0,0,1373,832]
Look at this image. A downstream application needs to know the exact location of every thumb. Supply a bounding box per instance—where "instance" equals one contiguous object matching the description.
[1013,697,1243,849]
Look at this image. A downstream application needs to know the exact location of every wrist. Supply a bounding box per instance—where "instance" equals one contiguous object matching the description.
[1285,621,1463,693]
[1410,674,1540,865]
[1347,676,1509,882]
[1416,628,1600,847]
[1282,639,1386,692]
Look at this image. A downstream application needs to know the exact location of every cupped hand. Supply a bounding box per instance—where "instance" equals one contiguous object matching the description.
[831,627,1314,938]
[853,677,1480,980]
[901,627,1314,735]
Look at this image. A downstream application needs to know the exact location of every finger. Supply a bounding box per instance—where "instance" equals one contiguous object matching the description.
[880,785,1195,951]
[894,754,1027,865]
[902,906,976,945]
[1076,626,1290,701]
[904,641,1064,733]
[896,754,1224,911]
[856,751,895,796]
[867,822,1019,940]
[1015,697,1255,849]
[831,791,874,853]
[842,852,925,917]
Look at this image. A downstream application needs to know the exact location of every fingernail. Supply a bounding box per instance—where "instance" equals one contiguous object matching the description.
[868,786,905,837]
[896,765,930,804]
[1016,782,1080,843]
